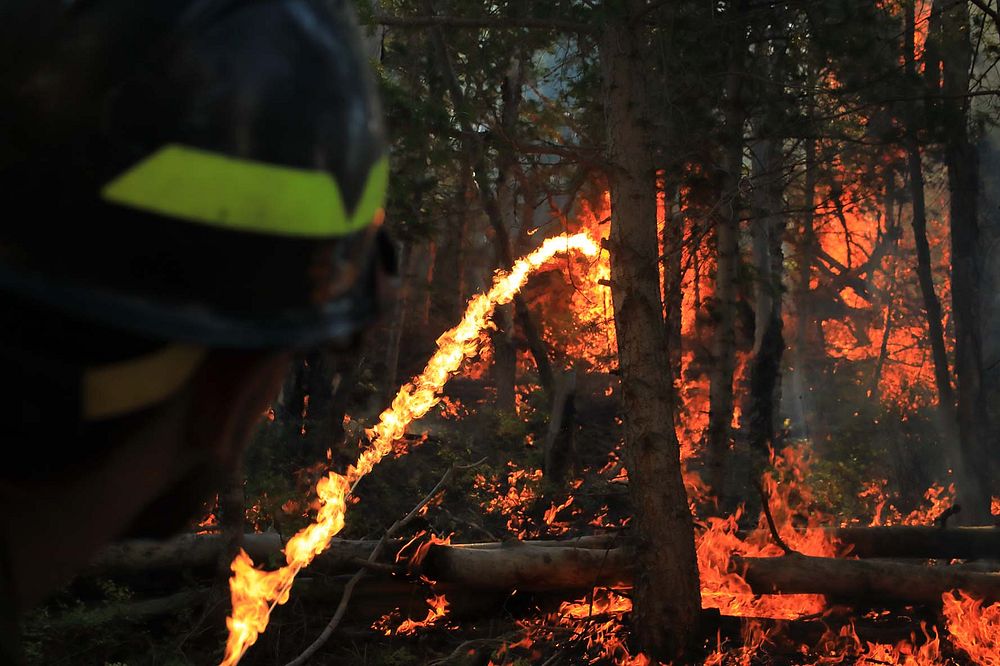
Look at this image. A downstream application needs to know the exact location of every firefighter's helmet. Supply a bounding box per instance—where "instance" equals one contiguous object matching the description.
[0,0,389,350]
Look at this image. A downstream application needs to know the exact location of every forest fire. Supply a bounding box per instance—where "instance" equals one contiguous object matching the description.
[22,2,1000,665]
[220,233,600,665]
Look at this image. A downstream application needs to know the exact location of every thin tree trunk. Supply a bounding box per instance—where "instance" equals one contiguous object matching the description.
[792,79,818,445]
[871,299,894,402]
[217,469,244,581]
[905,0,954,413]
[745,139,786,459]
[707,0,747,502]
[662,180,684,393]
[490,54,527,414]
[599,4,701,660]
[383,241,412,404]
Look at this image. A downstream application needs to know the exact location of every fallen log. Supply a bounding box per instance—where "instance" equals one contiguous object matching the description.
[828,526,1000,559]
[422,544,1000,604]
[90,533,1000,606]
[86,533,380,574]
[739,553,1000,604]
[422,542,630,590]
[87,533,619,575]
[91,524,1000,576]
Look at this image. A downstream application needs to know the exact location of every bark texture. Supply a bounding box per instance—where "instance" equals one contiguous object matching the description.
[745,139,786,459]
[904,1,953,413]
[599,4,702,660]
[937,0,992,521]
[707,0,747,501]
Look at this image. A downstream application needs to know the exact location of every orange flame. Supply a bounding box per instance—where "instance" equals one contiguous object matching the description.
[392,594,450,636]
[219,232,600,665]
[943,590,1000,666]
[697,446,837,621]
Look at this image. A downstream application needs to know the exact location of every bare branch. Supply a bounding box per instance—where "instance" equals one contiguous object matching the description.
[285,459,486,666]
[970,0,1000,33]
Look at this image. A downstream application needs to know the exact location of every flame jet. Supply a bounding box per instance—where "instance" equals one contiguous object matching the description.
[221,232,601,665]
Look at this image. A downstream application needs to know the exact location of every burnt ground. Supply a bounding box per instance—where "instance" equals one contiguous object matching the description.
[19,373,975,665]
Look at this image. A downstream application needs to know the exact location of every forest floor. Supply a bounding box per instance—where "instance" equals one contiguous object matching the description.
[20,372,991,665]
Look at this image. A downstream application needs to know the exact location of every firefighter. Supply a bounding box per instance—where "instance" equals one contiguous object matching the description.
[0,0,389,659]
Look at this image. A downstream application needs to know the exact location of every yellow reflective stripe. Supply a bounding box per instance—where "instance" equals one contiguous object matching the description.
[82,344,207,420]
[101,145,388,238]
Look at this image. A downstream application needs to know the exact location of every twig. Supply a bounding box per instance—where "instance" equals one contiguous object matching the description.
[427,636,511,665]
[285,459,487,666]
[753,479,796,556]
[936,505,962,529]
[347,558,403,575]
[437,507,499,541]
[539,651,564,666]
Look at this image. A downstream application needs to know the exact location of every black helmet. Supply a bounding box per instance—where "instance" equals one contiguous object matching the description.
[0,0,389,350]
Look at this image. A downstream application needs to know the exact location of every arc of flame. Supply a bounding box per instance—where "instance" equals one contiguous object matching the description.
[221,232,601,665]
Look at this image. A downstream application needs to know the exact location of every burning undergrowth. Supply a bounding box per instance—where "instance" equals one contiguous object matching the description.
[205,175,987,665]
[24,209,1000,666]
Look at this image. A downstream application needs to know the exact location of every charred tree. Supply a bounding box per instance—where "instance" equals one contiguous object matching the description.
[490,53,529,414]
[543,369,578,482]
[707,0,748,503]
[744,137,786,459]
[599,3,701,661]
[791,71,818,445]
[936,0,992,521]
[903,0,954,413]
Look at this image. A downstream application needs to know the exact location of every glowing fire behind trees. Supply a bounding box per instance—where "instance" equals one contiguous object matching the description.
[219,232,601,665]
[223,171,987,663]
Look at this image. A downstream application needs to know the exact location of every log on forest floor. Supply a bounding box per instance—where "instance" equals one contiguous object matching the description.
[90,526,1000,576]
[89,533,1000,605]
[421,543,1000,604]
[95,532,604,574]
[87,533,620,574]
[733,525,1000,559]
[826,525,1000,559]
[86,533,382,574]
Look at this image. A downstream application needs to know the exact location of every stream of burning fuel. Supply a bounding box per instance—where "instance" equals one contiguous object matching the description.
[219,232,601,665]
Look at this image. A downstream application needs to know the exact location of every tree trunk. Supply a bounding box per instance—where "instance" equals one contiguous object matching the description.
[938,0,992,522]
[216,470,244,580]
[904,1,954,413]
[744,139,786,460]
[599,4,701,661]
[383,241,412,404]
[707,0,747,503]
[491,304,517,413]
[489,54,526,414]
[662,180,684,387]
[791,82,818,445]
[542,369,577,482]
